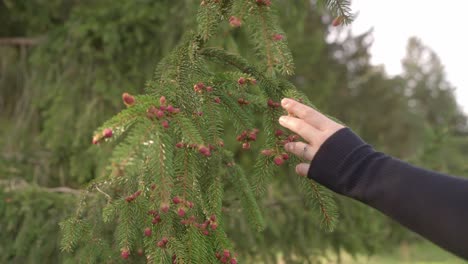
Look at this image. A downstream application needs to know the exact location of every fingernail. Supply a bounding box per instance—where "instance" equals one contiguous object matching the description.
[281,98,290,107]
[284,143,290,151]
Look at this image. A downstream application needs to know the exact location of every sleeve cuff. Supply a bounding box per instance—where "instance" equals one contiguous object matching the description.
[307,127,373,196]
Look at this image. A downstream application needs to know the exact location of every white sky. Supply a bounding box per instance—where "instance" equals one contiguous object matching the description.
[348,0,468,114]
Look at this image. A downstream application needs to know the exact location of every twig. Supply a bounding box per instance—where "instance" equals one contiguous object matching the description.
[95,185,112,201]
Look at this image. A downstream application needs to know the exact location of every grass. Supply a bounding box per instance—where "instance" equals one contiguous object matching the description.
[321,241,466,264]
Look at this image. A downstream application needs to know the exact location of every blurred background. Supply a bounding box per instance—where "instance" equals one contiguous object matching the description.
[1,0,467,263]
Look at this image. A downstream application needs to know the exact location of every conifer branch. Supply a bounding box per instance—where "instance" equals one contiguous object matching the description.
[324,0,354,24]
[224,151,266,231]
[252,151,274,196]
[252,107,282,197]
[257,9,275,74]
[309,181,333,229]
[60,219,91,252]
[172,115,204,144]
[116,203,137,249]
[1,179,84,195]
[153,130,174,204]
[60,1,353,260]
[197,0,222,41]
[297,176,338,232]
[109,121,156,177]
[201,47,256,75]
[218,92,255,131]
[200,47,280,97]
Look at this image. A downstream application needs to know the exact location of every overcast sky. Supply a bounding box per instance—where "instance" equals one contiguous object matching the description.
[348,0,468,114]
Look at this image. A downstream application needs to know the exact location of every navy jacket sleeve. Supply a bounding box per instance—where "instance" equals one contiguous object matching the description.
[307,127,468,259]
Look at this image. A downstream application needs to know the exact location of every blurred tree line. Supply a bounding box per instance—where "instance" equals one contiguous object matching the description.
[1,0,467,263]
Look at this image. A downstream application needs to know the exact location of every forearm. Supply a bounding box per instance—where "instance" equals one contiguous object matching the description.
[308,128,468,259]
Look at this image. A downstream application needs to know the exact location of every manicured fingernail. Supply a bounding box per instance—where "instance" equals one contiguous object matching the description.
[281,98,290,107]
[284,143,291,151]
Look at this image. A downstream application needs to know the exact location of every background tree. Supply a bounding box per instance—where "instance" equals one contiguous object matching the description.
[1,0,467,263]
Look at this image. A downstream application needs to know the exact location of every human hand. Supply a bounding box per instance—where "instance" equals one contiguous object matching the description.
[278,98,345,177]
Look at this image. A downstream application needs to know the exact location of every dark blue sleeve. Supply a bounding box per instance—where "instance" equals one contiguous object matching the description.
[307,127,468,259]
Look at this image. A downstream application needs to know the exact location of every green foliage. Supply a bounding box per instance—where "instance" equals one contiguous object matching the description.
[0,185,75,263]
[58,1,354,262]
[226,155,265,231]
[2,0,467,263]
[232,0,295,75]
[60,218,92,253]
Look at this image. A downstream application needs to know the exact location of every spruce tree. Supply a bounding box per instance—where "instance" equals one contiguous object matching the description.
[59,0,353,262]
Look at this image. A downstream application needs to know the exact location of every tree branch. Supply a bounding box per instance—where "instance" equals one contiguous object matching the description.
[1,179,84,195]
[0,37,44,46]
[45,186,83,195]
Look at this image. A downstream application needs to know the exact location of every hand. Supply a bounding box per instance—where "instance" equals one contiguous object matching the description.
[278,98,345,177]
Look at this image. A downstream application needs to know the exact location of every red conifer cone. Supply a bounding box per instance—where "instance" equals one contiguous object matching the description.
[144,227,152,237]
[121,249,130,259]
[229,16,241,27]
[332,16,344,27]
[274,156,284,166]
[273,34,284,41]
[102,128,113,138]
[122,93,135,107]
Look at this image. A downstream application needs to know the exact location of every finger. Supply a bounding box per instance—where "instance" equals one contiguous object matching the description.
[278,115,320,144]
[284,141,317,161]
[295,163,310,177]
[281,98,332,130]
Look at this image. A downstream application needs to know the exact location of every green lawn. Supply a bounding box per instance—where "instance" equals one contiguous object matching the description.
[324,241,466,264]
